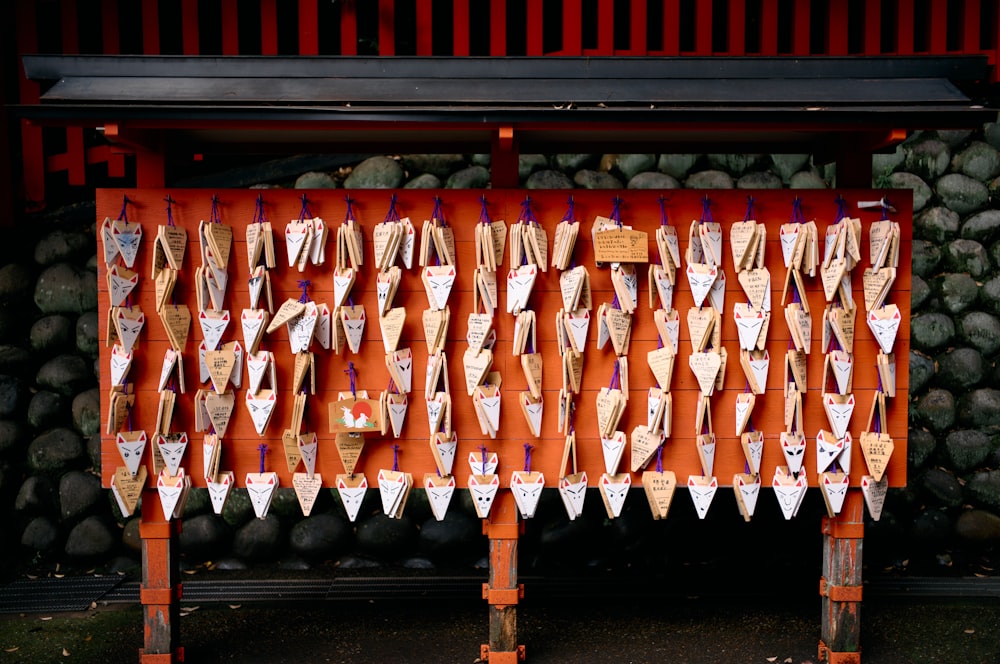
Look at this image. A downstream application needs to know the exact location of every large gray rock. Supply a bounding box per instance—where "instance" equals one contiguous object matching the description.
[871,145,905,177]
[179,514,232,560]
[980,275,1000,316]
[921,468,964,507]
[518,154,549,180]
[911,240,942,278]
[789,171,827,188]
[27,428,84,474]
[910,313,954,352]
[903,136,951,179]
[935,347,985,392]
[36,354,92,396]
[574,169,622,189]
[938,129,973,148]
[446,165,490,189]
[736,171,782,189]
[957,388,1000,428]
[658,154,701,179]
[343,156,404,189]
[933,273,979,314]
[0,375,24,417]
[28,390,67,430]
[418,511,483,564]
[944,430,993,471]
[30,315,74,354]
[684,170,734,189]
[71,388,101,436]
[911,507,953,539]
[232,514,283,562]
[556,154,599,173]
[293,171,337,189]
[289,513,353,560]
[628,172,681,189]
[770,154,811,181]
[957,311,1000,355]
[356,513,418,560]
[0,264,35,306]
[34,263,98,314]
[614,154,656,181]
[15,476,55,513]
[961,210,1000,245]
[0,419,27,456]
[59,470,103,521]
[222,488,255,528]
[911,275,931,309]
[525,170,574,189]
[0,310,20,343]
[64,516,116,558]
[469,153,490,167]
[986,119,1000,150]
[401,154,466,179]
[34,230,92,266]
[707,153,765,175]
[907,428,937,469]
[75,311,100,357]
[914,207,960,244]
[0,346,31,376]
[403,173,442,189]
[914,388,956,433]
[21,516,60,552]
[954,509,1000,541]
[951,140,1000,181]
[887,172,932,212]
[180,488,211,519]
[966,471,1000,511]
[263,488,302,523]
[936,173,989,215]
[908,351,935,395]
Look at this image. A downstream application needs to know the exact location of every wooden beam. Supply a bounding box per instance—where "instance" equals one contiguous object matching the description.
[299,0,319,55]
[182,0,200,55]
[482,491,523,663]
[142,0,160,54]
[819,491,864,661]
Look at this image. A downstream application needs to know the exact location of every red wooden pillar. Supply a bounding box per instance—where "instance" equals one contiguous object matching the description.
[818,491,864,664]
[481,491,524,664]
[491,126,519,189]
[139,490,183,663]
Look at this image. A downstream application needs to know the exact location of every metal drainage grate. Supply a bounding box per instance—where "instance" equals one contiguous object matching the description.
[0,576,124,614]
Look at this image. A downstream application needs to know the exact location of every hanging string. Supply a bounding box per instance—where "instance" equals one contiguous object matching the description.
[609,196,623,228]
[880,198,892,221]
[298,194,311,222]
[477,195,491,225]
[609,359,621,391]
[383,193,400,223]
[210,195,221,223]
[523,443,534,473]
[117,195,130,223]
[253,193,267,225]
[257,444,268,474]
[655,444,664,474]
[164,195,176,226]
[611,292,621,310]
[433,196,446,225]
[791,197,804,224]
[834,195,848,222]
[392,444,400,472]
[561,195,576,223]
[700,196,713,224]
[386,377,398,395]
[744,195,756,222]
[658,196,670,226]
[297,279,311,303]
[344,196,356,223]
[519,196,538,225]
[345,361,357,398]
[479,445,488,475]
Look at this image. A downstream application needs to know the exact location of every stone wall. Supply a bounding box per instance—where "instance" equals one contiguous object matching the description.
[2,117,998,578]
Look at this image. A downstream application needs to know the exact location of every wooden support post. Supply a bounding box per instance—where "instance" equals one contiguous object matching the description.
[818,490,864,664]
[139,490,183,663]
[491,126,519,189]
[481,491,524,663]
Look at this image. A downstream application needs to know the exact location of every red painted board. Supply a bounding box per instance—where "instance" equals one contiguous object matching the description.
[97,189,909,494]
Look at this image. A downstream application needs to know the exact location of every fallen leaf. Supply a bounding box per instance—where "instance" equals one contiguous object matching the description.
[964,628,975,634]
[5,647,19,653]
[53,574,65,579]
[84,636,92,642]
[766,658,777,663]
[228,605,241,610]
[784,659,793,664]
[40,616,53,621]
[62,647,71,656]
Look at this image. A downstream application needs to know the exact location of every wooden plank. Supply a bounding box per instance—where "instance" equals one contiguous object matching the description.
[490,0,507,55]
[16,0,45,205]
[728,0,746,55]
[596,0,614,55]
[97,189,910,499]
[102,0,121,54]
[416,0,433,55]
[453,0,470,55]
[695,0,713,54]
[182,0,201,55]
[221,0,239,56]
[526,0,543,56]
[630,0,648,55]
[298,0,319,55]
[929,0,949,53]
[760,0,779,55]
[142,0,160,54]
[827,0,848,55]
[820,491,864,655]
[261,0,278,55]
[896,0,914,54]
[864,0,881,55]
[960,0,981,54]
[563,0,583,55]
[792,0,810,56]
[61,0,80,54]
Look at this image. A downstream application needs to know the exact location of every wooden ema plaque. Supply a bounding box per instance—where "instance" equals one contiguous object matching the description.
[98,190,909,496]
